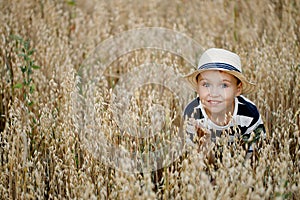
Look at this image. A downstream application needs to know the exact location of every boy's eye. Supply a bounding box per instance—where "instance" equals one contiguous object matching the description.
[202,82,210,87]
[221,83,228,88]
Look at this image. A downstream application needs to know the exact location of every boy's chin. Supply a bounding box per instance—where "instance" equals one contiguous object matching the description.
[206,108,228,117]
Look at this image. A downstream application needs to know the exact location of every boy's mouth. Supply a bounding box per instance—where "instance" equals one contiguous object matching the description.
[207,100,222,105]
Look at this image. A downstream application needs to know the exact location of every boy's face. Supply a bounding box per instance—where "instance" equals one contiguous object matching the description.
[197,70,242,122]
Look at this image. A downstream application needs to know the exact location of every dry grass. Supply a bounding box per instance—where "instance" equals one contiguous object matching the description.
[0,0,299,199]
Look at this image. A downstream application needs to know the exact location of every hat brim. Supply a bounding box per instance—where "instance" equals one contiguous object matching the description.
[184,69,256,94]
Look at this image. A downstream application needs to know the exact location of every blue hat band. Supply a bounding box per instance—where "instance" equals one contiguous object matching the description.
[198,62,241,73]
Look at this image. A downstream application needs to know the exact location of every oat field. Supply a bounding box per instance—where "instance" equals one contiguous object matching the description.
[0,0,299,199]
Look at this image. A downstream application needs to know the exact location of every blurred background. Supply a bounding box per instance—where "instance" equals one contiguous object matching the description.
[0,0,299,199]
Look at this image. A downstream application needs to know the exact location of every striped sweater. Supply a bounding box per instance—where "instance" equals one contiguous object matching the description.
[184,95,266,154]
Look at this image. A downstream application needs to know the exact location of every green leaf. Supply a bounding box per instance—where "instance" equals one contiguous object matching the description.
[32,65,41,69]
[13,83,23,89]
[30,84,35,94]
[28,49,36,55]
[10,34,22,42]
[24,40,30,50]
[18,53,26,58]
[20,66,27,73]
[24,55,30,61]
[32,117,37,124]
[67,0,76,6]
[28,68,33,75]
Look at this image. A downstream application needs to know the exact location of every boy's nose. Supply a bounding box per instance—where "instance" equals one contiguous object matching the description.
[208,87,220,97]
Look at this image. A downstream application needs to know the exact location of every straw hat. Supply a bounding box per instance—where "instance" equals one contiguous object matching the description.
[185,48,256,94]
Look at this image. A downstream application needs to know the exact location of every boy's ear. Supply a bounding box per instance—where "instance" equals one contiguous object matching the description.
[236,82,242,96]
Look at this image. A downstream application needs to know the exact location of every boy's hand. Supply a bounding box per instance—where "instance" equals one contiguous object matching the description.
[187,118,211,146]
[195,121,211,147]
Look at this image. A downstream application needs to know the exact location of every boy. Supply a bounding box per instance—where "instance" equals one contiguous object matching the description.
[184,48,265,158]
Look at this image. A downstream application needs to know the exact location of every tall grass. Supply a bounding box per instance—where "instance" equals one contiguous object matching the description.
[0,0,299,199]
